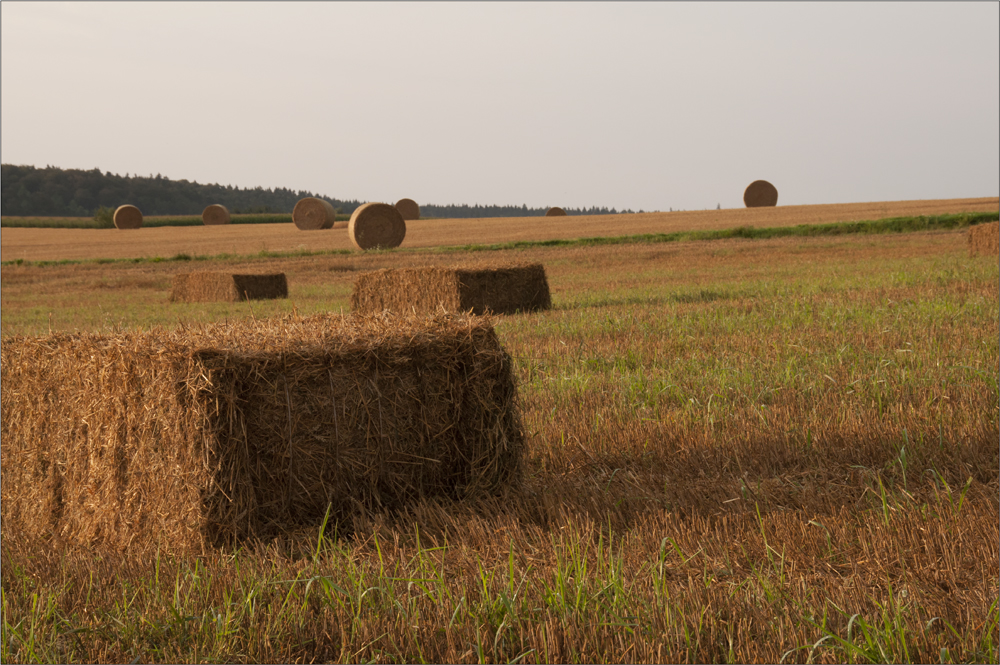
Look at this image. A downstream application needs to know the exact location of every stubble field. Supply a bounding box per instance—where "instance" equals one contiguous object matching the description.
[2,197,997,262]
[1,199,998,663]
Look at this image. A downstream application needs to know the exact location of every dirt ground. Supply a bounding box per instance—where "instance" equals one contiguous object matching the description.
[2,197,996,263]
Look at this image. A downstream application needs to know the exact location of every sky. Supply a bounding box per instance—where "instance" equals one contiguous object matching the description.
[2,2,998,211]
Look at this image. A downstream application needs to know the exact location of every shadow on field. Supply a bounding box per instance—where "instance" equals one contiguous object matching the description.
[263,423,999,558]
[563,289,736,311]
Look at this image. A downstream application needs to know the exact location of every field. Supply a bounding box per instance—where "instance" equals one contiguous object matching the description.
[1,199,998,663]
[2,197,997,263]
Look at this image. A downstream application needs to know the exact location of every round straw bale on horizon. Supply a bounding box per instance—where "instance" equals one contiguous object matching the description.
[395,198,420,221]
[113,205,143,229]
[292,197,337,230]
[743,180,779,208]
[202,204,231,225]
[546,207,567,217]
[348,202,407,251]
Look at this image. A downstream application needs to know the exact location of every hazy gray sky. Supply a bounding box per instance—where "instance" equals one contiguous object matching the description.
[2,2,998,211]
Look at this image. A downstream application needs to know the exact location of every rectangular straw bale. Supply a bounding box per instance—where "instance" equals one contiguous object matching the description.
[351,262,552,315]
[170,271,288,303]
[0,313,523,553]
[968,221,999,256]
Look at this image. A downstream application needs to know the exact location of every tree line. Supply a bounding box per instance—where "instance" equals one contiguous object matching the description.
[0,164,356,217]
[0,164,629,219]
[419,203,635,218]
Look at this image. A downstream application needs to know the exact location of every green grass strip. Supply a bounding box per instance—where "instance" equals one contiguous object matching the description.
[2,212,995,268]
[441,211,999,252]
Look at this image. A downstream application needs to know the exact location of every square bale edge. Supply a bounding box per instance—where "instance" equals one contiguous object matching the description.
[351,263,552,315]
[171,272,288,303]
[968,221,1000,257]
[0,313,524,553]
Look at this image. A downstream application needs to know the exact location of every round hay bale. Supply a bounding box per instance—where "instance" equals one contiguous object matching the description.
[743,180,778,208]
[113,205,143,229]
[348,202,406,251]
[292,197,337,230]
[395,198,421,221]
[545,207,567,217]
[201,204,231,225]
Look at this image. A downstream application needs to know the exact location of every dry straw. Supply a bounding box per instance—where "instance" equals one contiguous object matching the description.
[743,180,779,208]
[349,202,407,250]
[202,204,231,225]
[395,198,421,221]
[546,207,567,217]
[351,262,552,315]
[0,312,524,553]
[113,205,143,229]
[968,221,999,257]
[292,197,337,230]
[170,272,288,303]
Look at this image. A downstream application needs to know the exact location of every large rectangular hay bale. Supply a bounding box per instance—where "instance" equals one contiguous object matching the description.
[170,271,288,302]
[968,221,999,256]
[0,313,523,553]
[351,262,552,315]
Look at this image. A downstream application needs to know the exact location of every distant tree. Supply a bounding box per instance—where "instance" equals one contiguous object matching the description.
[93,206,115,228]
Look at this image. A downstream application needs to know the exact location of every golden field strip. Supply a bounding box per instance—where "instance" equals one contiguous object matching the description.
[1,199,998,663]
[1,197,997,262]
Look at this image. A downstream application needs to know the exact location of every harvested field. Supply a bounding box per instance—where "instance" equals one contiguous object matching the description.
[351,262,551,315]
[3,197,996,262]
[170,271,288,302]
[112,204,142,229]
[0,313,522,553]
[201,204,231,225]
[969,220,1000,256]
[1,211,997,663]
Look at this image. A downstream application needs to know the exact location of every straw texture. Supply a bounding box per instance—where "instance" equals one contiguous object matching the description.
[351,262,552,315]
[395,198,421,221]
[743,180,778,208]
[202,204,231,226]
[0,313,524,553]
[113,205,143,229]
[348,202,407,250]
[968,221,999,256]
[292,198,337,230]
[170,272,288,303]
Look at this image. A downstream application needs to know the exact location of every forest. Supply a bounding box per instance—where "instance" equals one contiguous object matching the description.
[0,164,354,217]
[1,164,627,219]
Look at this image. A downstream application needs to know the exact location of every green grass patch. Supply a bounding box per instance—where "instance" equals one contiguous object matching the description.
[444,212,999,252]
